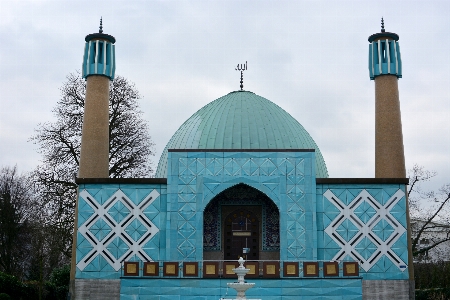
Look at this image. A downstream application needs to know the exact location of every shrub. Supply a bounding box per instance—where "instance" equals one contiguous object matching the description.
[414,261,450,289]
[41,265,70,300]
[415,261,450,300]
[0,272,23,299]
[416,287,450,300]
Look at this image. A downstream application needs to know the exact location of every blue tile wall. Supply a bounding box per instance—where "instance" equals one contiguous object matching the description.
[120,278,362,299]
[316,183,409,280]
[167,151,317,262]
[76,183,166,279]
[75,152,409,284]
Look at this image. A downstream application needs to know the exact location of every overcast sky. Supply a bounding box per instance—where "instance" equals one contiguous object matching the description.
[0,0,449,190]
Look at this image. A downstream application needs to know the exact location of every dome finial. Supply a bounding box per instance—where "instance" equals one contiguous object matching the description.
[235,61,247,91]
[99,17,103,33]
[381,17,385,33]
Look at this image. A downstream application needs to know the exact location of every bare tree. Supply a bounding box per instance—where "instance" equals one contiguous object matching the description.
[30,72,154,258]
[408,165,450,260]
[0,165,35,278]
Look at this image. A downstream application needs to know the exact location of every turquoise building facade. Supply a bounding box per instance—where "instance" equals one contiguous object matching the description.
[72,20,412,300]
[74,91,410,299]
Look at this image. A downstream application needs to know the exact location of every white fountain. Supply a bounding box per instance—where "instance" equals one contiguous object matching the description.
[220,257,261,300]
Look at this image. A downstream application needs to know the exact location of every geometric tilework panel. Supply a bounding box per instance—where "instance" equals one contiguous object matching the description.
[76,184,163,278]
[318,185,409,279]
[168,151,316,262]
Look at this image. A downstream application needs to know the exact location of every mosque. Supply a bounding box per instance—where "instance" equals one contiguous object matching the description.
[70,19,414,299]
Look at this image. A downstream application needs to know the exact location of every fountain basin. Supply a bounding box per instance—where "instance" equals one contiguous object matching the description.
[227,281,255,292]
[220,258,261,300]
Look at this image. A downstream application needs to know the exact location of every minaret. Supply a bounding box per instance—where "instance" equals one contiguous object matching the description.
[368,18,405,178]
[78,18,116,178]
[369,20,415,299]
[70,20,116,299]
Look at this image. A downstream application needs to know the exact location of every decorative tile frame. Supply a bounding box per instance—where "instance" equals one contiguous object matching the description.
[183,262,198,277]
[143,262,159,276]
[202,262,219,278]
[163,262,179,277]
[123,262,139,276]
[223,262,239,278]
[303,262,319,277]
[324,262,339,276]
[263,262,280,278]
[244,262,259,278]
[283,262,299,277]
[344,262,359,276]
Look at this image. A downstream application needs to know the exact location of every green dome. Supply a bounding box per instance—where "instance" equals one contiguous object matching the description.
[155,91,328,178]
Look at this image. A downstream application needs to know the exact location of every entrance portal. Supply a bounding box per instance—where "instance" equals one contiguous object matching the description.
[203,183,280,261]
[224,209,259,260]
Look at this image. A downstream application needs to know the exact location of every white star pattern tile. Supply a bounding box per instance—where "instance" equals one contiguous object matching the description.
[324,189,406,271]
[77,189,160,271]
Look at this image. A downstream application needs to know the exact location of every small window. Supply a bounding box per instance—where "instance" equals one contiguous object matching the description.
[380,41,387,63]
[97,41,104,64]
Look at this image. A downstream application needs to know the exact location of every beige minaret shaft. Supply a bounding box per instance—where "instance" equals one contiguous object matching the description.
[375,74,406,178]
[78,75,110,178]
[369,24,414,297]
[70,24,116,300]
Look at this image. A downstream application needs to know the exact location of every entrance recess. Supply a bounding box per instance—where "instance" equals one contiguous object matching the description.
[224,209,259,260]
[203,183,279,261]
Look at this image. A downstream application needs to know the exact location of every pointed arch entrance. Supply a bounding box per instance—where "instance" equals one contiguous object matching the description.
[203,183,280,261]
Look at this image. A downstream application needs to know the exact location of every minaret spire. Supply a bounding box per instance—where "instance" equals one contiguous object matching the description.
[99,17,103,33]
[235,61,247,91]
[381,17,385,32]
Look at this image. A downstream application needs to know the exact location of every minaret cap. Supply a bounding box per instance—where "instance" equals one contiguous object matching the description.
[85,18,116,44]
[368,18,399,42]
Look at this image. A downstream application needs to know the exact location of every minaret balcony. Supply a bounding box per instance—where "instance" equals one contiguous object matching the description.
[369,39,402,80]
[82,39,116,79]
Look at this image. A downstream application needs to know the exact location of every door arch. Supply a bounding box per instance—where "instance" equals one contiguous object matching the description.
[203,183,280,261]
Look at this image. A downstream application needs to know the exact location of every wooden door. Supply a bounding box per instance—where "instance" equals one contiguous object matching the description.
[224,209,259,260]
